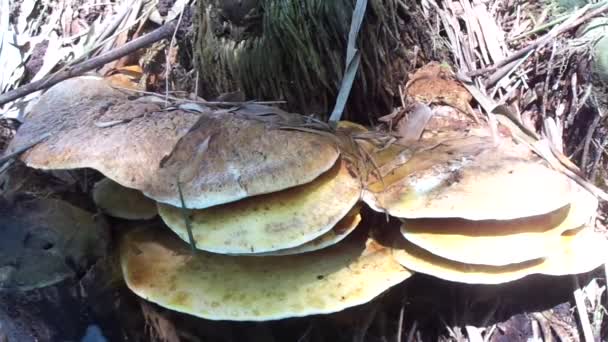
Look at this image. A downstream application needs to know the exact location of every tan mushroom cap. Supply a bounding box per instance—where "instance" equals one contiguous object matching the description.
[120,227,412,321]
[363,134,572,220]
[400,186,598,266]
[157,159,362,254]
[249,205,362,256]
[6,76,340,209]
[92,178,158,220]
[390,227,607,284]
[336,121,369,133]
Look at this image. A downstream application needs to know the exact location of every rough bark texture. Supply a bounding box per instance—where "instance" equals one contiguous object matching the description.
[195,0,449,121]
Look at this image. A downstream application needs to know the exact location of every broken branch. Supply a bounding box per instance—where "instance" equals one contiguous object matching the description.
[0,21,177,107]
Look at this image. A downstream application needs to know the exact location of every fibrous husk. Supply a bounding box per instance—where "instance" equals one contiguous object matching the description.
[5,77,340,209]
[157,159,362,254]
[400,185,598,266]
[195,0,441,119]
[363,133,573,220]
[120,226,412,321]
[93,178,157,220]
[388,227,607,285]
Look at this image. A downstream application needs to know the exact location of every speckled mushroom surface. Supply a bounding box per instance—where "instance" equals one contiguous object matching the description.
[120,226,412,321]
[157,159,362,254]
[363,133,573,221]
[6,76,340,209]
[250,206,362,256]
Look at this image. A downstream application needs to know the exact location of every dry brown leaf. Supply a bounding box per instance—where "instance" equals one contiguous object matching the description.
[406,62,480,123]
[105,65,145,90]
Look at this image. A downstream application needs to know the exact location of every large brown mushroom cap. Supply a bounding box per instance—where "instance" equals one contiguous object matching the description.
[120,227,412,321]
[389,227,607,285]
[92,178,158,220]
[6,77,340,209]
[363,134,572,220]
[157,159,362,254]
[400,186,598,266]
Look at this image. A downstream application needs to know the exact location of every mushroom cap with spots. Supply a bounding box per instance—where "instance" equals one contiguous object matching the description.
[93,178,158,220]
[246,204,362,256]
[400,185,598,266]
[120,226,412,321]
[388,227,607,285]
[6,76,340,209]
[157,159,362,254]
[362,133,573,221]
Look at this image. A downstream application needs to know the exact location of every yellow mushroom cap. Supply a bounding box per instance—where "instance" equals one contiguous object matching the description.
[120,227,412,321]
[363,134,572,220]
[157,159,362,254]
[249,205,362,256]
[93,178,158,220]
[390,227,607,285]
[400,186,598,266]
[6,77,340,210]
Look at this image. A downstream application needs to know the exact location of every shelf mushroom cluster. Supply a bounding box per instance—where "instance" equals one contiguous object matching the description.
[5,76,607,322]
[362,130,605,284]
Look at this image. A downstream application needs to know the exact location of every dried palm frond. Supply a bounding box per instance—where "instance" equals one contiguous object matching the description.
[195,0,446,119]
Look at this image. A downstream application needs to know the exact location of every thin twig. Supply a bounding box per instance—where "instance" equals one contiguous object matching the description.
[396,305,405,342]
[108,86,286,106]
[164,7,185,105]
[605,263,608,316]
[467,3,608,78]
[406,320,418,342]
[573,275,595,342]
[0,21,177,106]
[590,134,608,181]
[581,112,602,175]
[510,0,608,41]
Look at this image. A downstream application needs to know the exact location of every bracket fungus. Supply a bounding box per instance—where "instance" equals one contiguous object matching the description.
[389,226,607,285]
[5,76,340,210]
[363,133,573,221]
[361,123,604,285]
[157,159,362,254]
[92,178,158,220]
[4,75,606,326]
[399,186,598,266]
[120,226,412,321]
